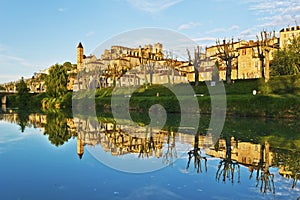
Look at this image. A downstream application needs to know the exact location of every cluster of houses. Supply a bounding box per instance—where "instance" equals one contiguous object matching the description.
[1,26,299,92]
[70,25,300,91]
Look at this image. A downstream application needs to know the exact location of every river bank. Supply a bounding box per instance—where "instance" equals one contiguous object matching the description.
[6,75,300,119]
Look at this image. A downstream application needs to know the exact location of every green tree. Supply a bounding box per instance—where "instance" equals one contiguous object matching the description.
[16,77,30,107]
[43,111,72,146]
[17,110,29,132]
[45,64,68,98]
[271,35,300,75]
[63,61,74,71]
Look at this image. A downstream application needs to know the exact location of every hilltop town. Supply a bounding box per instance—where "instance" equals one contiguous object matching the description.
[1,25,299,93]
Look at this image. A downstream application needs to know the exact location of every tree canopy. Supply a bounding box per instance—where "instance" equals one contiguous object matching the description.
[16,77,30,107]
[45,64,68,98]
[271,35,300,76]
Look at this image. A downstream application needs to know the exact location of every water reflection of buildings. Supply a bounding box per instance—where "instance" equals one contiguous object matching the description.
[0,113,298,190]
[207,137,276,192]
[0,113,18,123]
[72,117,214,160]
[207,137,273,167]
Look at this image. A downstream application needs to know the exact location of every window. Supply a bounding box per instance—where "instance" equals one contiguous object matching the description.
[241,62,246,68]
[242,49,246,55]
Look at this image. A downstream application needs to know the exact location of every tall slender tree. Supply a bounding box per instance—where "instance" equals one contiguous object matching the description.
[256,30,277,82]
[187,46,201,86]
[16,77,30,107]
[216,39,239,84]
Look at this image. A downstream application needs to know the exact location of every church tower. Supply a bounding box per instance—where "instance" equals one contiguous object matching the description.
[77,136,84,159]
[77,42,84,71]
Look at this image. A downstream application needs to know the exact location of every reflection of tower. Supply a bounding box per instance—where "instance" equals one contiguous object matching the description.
[154,43,162,54]
[77,136,84,159]
[154,43,163,60]
[77,42,84,71]
[264,141,270,170]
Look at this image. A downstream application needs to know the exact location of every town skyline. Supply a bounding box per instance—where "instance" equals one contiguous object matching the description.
[1,0,300,84]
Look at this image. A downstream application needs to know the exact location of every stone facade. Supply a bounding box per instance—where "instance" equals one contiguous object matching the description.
[279,26,300,48]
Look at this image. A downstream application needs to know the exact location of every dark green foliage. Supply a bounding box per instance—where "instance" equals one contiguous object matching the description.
[271,35,300,75]
[17,109,29,132]
[16,77,30,107]
[43,111,72,146]
[259,74,300,95]
[224,79,261,95]
[45,64,68,98]
[63,61,74,71]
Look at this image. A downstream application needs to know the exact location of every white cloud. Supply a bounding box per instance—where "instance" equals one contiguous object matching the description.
[0,54,32,67]
[192,37,217,47]
[243,0,300,28]
[239,27,257,36]
[0,44,5,53]
[258,14,300,28]
[192,37,216,42]
[230,25,240,30]
[206,25,240,34]
[126,0,183,13]
[178,22,201,30]
[57,8,66,12]
[86,31,95,37]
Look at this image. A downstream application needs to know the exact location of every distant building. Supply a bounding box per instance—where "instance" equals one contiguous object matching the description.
[74,42,187,90]
[279,26,300,48]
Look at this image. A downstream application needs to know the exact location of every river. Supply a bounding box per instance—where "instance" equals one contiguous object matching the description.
[0,110,299,199]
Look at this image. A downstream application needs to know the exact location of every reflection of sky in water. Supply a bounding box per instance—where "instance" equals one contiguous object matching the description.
[87,142,192,173]
[0,122,299,200]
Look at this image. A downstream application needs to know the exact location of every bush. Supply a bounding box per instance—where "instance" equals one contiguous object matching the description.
[259,74,300,95]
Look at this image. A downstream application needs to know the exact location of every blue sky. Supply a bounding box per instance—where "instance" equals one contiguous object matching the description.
[0,0,299,83]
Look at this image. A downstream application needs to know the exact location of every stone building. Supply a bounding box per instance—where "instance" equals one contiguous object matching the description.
[279,26,300,48]
[74,42,187,90]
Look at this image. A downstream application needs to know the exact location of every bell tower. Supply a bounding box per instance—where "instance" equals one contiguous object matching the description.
[77,42,84,71]
[77,136,84,159]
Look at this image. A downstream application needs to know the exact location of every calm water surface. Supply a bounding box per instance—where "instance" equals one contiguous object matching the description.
[0,111,299,200]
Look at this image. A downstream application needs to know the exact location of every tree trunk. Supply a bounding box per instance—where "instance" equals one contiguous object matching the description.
[264,52,270,82]
[261,57,265,79]
[226,59,232,84]
[172,68,175,85]
[194,66,199,86]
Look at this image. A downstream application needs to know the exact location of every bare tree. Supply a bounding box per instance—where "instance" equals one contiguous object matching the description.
[249,141,275,194]
[163,130,177,165]
[164,51,176,85]
[216,39,239,84]
[256,30,276,82]
[187,46,201,86]
[146,61,155,85]
[186,133,207,173]
[216,137,240,184]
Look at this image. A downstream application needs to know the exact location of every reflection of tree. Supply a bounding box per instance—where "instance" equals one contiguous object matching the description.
[249,142,275,194]
[216,137,240,184]
[273,148,300,189]
[17,109,30,132]
[44,112,72,146]
[138,127,155,158]
[163,130,177,165]
[186,133,207,173]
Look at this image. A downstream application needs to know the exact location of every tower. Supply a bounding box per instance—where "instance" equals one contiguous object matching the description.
[77,42,84,71]
[154,43,163,54]
[77,136,84,159]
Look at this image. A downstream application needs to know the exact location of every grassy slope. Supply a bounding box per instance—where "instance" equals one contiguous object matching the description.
[93,75,300,119]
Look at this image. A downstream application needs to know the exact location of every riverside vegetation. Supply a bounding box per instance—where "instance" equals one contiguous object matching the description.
[7,74,300,119]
